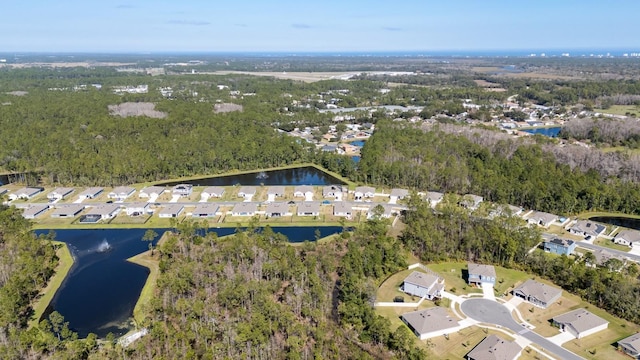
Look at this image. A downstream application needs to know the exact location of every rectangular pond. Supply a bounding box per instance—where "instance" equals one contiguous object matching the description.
[158,166,346,187]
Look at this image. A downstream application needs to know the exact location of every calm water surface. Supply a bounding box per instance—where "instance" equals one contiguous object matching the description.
[522,126,561,137]
[38,226,342,337]
[159,166,345,187]
[590,216,640,231]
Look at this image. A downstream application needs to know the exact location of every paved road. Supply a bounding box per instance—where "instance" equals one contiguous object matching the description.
[460,299,584,360]
[542,232,640,264]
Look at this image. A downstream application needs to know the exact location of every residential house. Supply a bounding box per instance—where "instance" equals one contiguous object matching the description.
[159,204,184,218]
[47,187,74,201]
[22,205,50,219]
[201,186,225,200]
[552,309,609,339]
[231,202,258,216]
[461,194,483,210]
[172,184,193,197]
[51,204,85,218]
[526,211,559,228]
[467,263,497,285]
[569,220,606,239]
[466,335,522,360]
[139,186,165,199]
[293,185,314,199]
[126,203,150,216]
[192,203,220,218]
[402,271,445,300]
[86,204,120,220]
[237,186,257,199]
[265,202,291,217]
[544,238,577,256]
[8,187,43,201]
[614,229,640,249]
[425,191,444,208]
[618,333,640,359]
[354,186,375,201]
[267,186,286,198]
[322,185,343,199]
[489,204,523,218]
[367,204,395,219]
[78,187,103,200]
[591,249,627,269]
[333,202,353,217]
[108,186,135,201]
[389,188,409,202]
[297,202,320,216]
[512,279,562,308]
[400,307,459,340]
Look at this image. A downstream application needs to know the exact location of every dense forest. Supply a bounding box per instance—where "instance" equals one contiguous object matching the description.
[358,121,640,215]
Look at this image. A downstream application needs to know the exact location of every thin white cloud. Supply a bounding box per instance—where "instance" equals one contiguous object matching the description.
[167,20,211,26]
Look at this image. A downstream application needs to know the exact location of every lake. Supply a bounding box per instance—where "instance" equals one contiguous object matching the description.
[37,226,343,338]
[158,166,345,187]
[589,216,640,231]
[522,126,562,137]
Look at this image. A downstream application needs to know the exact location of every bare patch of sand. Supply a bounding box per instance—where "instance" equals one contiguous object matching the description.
[214,103,243,113]
[108,102,167,118]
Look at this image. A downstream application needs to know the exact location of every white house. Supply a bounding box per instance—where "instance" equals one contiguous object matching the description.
[172,184,192,197]
[402,271,444,300]
[401,307,460,340]
[294,186,314,200]
[22,205,50,219]
[47,187,75,201]
[526,211,559,228]
[139,186,165,199]
[192,203,220,218]
[50,204,85,218]
[461,194,483,210]
[552,309,609,339]
[201,186,225,201]
[85,204,120,220]
[108,186,135,201]
[231,202,258,216]
[425,191,444,208]
[614,229,640,248]
[367,204,395,219]
[297,202,320,216]
[265,202,291,217]
[569,220,606,238]
[78,187,104,200]
[159,204,184,218]
[126,202,151,216]
[237,186,257,199]
[354,186,375,201]
[333,202,353,217]
[389,188,409,203]
[8,187,43,201]
[267,186,286,198]
[323,185,343,199]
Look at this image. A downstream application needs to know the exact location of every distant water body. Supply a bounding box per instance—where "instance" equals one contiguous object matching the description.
[522,127,562,138]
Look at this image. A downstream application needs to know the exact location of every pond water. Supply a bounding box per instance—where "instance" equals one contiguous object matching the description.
[158,166,345,187]
[522,126,562,137]
[350,140,366,148]
[36,226,343,338]
[589,216,640,231]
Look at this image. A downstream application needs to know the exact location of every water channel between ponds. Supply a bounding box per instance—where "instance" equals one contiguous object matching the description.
[36,226,343,338]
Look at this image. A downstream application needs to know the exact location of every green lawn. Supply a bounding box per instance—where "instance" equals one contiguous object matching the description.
[594,105,640,116]
[29,241,74,328]
[594,238,630,253]
[426,262,482,295]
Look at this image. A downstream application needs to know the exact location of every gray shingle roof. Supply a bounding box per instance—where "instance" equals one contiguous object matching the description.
[468,263,497,279]
[401,307,459,335]
[552,309,608,334]
[513,279,562,304]
[466,335,522,360]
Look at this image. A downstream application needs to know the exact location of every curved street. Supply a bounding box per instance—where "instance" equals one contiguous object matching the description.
[460,298,583,360]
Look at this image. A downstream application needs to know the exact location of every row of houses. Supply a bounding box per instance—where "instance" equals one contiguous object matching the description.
[19,201,402,221]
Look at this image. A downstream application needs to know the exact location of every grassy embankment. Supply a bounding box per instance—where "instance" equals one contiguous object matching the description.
[29,240,74,328]
[126,231,171,325]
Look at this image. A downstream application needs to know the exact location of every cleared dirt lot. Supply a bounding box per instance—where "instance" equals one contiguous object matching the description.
[207,71,359,82]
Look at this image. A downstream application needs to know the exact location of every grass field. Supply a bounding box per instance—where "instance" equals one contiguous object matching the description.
[594,105,640,116]
[29,241,74,328]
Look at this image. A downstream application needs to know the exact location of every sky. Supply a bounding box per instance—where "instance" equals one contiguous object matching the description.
[1,0,639,53]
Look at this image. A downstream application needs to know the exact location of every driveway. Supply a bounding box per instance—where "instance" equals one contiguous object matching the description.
[547,331,575,345]
[481,282,495,300]
[460,299,584,360]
